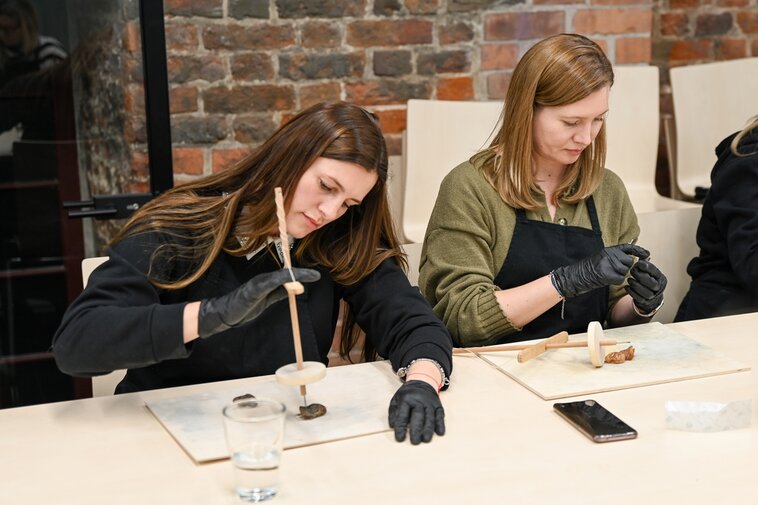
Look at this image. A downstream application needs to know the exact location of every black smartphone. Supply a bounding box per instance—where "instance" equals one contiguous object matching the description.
[553,399,637,443]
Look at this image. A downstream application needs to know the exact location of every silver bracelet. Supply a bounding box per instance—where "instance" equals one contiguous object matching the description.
[632,298,664,318]
[396,358,450,388]
[549,271,565,299]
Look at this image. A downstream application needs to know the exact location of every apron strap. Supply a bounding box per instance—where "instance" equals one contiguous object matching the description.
[586,196,601,233]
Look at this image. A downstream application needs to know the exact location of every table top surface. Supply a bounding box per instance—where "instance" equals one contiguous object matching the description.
[2,313,757,505]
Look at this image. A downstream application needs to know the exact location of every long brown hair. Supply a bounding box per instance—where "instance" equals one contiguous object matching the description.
[475,33,614,209]
[112,101,404,362]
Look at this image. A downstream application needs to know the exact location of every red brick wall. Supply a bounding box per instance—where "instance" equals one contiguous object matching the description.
[152,0,655,180]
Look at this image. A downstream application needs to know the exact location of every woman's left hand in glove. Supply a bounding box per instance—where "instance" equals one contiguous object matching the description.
[388,380,445,445]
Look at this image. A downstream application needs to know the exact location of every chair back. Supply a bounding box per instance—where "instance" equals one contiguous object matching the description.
[636,206,701,323]
[670,57,758,198]
[81,257,109,287]
[605,66,695,212]
[401,99,502,244]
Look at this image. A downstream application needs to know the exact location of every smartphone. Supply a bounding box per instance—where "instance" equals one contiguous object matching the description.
[553,399,637,443]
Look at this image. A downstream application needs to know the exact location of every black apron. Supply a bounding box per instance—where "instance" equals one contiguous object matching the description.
[493,196,608,343]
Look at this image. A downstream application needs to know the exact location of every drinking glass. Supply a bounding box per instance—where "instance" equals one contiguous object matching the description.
[222,399,286,502]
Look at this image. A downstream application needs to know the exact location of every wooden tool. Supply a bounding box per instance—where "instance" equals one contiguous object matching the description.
[272,188,326,404]
[453,324,620,366]
[586,321,605,367]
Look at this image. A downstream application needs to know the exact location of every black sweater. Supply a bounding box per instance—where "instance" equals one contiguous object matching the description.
[52,232,453,393]
[675,130,758,321]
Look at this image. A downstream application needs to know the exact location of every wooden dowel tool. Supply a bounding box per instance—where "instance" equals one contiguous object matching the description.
[453,339,624,355]
[274,187,308,405]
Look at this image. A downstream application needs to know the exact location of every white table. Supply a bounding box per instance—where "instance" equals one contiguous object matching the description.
[2,313,756,504]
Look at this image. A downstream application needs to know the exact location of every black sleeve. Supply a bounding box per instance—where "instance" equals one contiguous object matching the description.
[51,233,191,376]
[342,258,453,384]
[711,153,758,291]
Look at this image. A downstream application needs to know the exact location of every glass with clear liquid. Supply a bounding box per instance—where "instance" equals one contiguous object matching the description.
[231,449,281,501]
[223,399,286,502]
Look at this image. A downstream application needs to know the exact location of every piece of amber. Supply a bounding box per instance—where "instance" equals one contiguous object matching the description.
[299,403,327,420]
[604,346,635,364]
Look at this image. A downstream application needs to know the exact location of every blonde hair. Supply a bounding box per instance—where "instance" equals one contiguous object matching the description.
[0,0,39,58]
[731,115,758,156]
[475,33,614,210]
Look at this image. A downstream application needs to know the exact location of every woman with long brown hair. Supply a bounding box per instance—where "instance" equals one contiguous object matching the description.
[419,34,667,347]
[53,102,451,445]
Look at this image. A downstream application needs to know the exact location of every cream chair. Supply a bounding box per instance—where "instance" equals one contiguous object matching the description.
[400,242,423,287]
[400,99,502,244]
[81,257,127,397]
[635,206,701,323]
[605,66,698,213]
[669,57,758,200]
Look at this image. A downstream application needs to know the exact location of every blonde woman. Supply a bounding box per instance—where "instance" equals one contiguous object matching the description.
[53,102,451,445]
[676,116,758,321]
[419,34,666,347]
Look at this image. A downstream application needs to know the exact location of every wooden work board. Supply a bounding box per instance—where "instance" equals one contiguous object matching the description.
[463,322,750,400]
[145,361,398,464]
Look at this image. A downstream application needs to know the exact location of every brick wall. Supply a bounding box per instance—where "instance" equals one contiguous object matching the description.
[147,0,654,181]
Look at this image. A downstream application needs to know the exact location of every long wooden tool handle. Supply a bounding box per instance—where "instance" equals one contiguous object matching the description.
[286,289,306,397]
[547,340,619,349]
[274,187,293,270]
[454,338,621,356]
[275,187,306,397]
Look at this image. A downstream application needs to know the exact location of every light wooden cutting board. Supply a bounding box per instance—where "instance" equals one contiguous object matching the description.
[146,361,398,463]
[467,322,750,400]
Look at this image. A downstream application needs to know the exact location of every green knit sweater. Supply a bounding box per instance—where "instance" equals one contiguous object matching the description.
[418,159,640,346]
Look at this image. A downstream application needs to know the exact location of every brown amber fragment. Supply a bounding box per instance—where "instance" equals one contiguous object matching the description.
[299,403,327,420]
[604,346,635,364]
[233,393,256,402]
[622,346,635,360]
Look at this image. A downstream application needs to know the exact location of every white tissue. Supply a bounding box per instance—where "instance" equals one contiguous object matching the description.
[665,400,752,432]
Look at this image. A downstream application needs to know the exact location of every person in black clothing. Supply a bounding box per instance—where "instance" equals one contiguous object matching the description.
[0,0,66,88]
[0,0,67,154]
[53,102,452,445]
[675,116,758,321]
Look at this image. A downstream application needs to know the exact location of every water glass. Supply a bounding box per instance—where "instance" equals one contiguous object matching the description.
[222,399,287,502]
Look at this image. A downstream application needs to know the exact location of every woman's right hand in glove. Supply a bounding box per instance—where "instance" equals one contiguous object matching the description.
[550,244,649,299]
[197,268,320,338]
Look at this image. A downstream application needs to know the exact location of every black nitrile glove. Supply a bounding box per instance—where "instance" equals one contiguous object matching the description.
[551,244,650,298]
[198,268,320,338]
[388,380,445,445]
[625,259,667,314]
